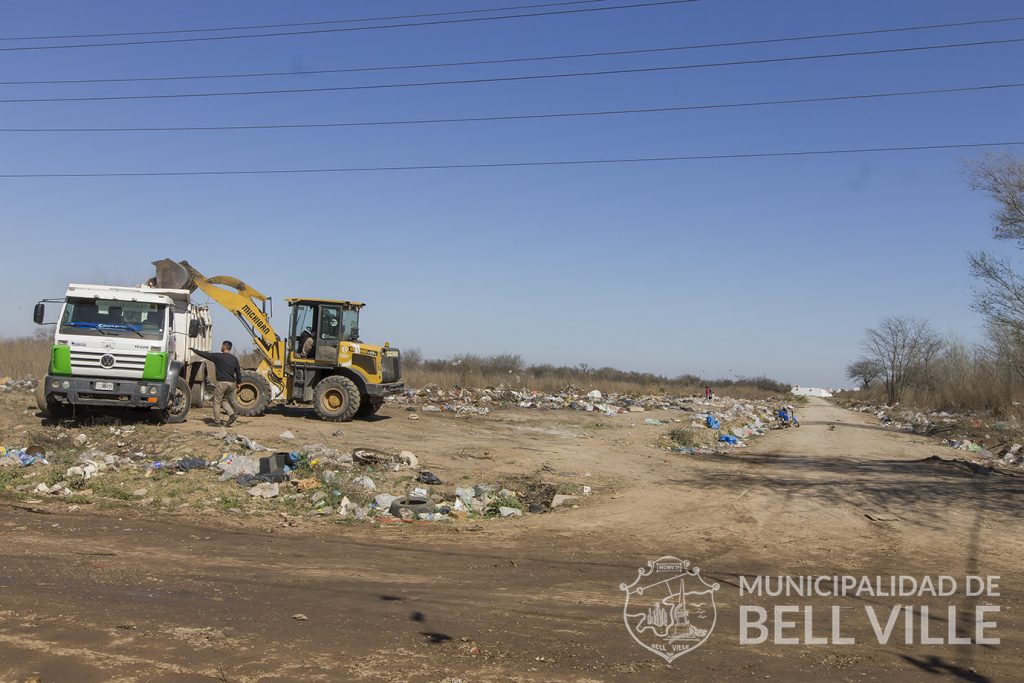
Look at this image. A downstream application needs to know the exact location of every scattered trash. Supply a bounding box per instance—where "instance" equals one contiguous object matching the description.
[292,614,308,621]
[248,482,280,499]
[389,496,435,518]
[417,470,443,485]
[279,430,296,440]
[644,418,665,426]
[706,416,721,430]
[352,475,376,491]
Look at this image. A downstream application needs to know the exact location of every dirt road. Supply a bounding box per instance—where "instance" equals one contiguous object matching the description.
[1,396,1021,681]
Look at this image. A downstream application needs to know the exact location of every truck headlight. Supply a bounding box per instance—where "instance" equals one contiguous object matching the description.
[139,384,148,394]
[61,380,70,389]
[150,386,158,395]
[51,380,60,389]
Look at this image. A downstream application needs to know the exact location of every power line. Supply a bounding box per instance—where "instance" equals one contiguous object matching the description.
[0,1,611,41]
[0,0,699,53]
[3,15,1021,86]
[2,141,1021,178]
[2,82,1019,133]
[0,36,1019,104]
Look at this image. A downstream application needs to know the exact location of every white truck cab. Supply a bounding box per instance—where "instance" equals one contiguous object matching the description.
[35,284,212,422]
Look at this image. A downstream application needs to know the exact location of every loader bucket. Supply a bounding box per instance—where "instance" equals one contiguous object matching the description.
[152,259,193,291]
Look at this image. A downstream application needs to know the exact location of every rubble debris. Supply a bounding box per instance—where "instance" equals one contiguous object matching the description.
[417,471,443,485]
[248,482,280,498]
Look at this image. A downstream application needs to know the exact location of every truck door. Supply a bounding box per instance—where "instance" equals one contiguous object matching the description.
[315,305,341,364]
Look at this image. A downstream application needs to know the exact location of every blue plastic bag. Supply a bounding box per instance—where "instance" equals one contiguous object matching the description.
[706,416,720,430]
[718,434,739,445]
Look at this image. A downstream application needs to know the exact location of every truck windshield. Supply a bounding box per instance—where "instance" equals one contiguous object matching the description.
[59,298,167,341]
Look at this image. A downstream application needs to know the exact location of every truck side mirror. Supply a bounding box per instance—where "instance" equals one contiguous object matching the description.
[33,303,45,325]
[188,319,201,338]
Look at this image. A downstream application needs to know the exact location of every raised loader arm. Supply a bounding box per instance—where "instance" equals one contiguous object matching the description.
[152,259,286,391]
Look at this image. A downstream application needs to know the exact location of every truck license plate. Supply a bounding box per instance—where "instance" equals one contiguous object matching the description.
[95,381,114,391]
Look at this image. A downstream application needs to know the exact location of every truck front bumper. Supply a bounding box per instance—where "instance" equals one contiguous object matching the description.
[365,381,405,397]
[44,375,170,409]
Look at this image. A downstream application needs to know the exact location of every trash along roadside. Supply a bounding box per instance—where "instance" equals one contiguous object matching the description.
[388,384,784,419]
[0,436,593,524]
[844,402,1024,472]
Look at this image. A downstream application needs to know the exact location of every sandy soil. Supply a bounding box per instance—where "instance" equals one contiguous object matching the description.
[0,396,1021,682]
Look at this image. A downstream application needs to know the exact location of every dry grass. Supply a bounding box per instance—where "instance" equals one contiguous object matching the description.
[0,331,50,379]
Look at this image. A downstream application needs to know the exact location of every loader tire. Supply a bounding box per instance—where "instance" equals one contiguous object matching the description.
[161,377,191,424]
[313,375,360,422]
[355,396,384,418]
[232,371,272,417]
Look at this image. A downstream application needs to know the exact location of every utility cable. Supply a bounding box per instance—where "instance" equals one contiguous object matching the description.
[0,82,1018,132]
[0,1,700,53]
[2,15,1021,86]
[1,141,1021,178]
[0,36,1018,104]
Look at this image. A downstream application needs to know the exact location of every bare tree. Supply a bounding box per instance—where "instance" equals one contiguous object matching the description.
[859,316,944,404]
[966,152,1024,333]
[845,359,882,390]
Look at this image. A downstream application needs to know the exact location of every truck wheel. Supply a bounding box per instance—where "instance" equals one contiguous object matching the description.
[233,371,271,416]
[313,375,360,422]
[162,377,191,424]
[355,396,384,418]
[36,378,71,419]
[35,379,48,414]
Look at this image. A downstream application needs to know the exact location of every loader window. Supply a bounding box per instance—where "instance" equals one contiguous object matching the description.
[341,307,360,342]
[60,298,166,340]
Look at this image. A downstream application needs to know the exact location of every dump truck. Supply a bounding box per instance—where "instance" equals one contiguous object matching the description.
[33,283,213,422]
[151,260,403,421]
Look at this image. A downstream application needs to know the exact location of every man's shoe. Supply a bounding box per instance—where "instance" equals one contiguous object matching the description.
[225,414,237,427]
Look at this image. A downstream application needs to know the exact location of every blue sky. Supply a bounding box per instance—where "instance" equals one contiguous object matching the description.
[1,0,1022,387]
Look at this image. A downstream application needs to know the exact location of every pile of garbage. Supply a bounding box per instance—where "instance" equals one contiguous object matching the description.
[0,377,37,393]
[657,400,777,454]
[390,384,780,420]
[0,445,49,467]
[5,432,587,522]
[847,403,1024,471]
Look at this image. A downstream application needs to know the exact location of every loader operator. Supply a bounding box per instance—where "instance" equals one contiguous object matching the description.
[191,341,243,426]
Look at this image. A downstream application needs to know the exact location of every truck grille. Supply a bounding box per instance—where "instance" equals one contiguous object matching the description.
[70,349,147,372]
[382,351,401,383]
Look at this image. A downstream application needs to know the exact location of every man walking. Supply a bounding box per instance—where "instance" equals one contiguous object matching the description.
[191,341,243,426]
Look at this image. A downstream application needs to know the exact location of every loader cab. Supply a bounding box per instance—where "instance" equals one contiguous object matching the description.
[287,298,364,365]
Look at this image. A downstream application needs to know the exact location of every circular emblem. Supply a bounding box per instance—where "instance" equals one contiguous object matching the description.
[100,354,116,368]
[620,556,720,663]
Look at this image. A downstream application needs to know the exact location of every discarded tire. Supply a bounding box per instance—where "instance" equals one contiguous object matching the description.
[232,370,272,417]
[389,496,435,518]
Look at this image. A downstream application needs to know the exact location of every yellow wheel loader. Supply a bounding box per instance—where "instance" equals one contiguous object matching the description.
[151,260,403,421]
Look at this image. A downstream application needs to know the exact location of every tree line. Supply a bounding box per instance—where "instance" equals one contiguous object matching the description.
[848,153,1024,412]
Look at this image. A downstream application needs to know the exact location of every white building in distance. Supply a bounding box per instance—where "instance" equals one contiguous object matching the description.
[792,386,833,398]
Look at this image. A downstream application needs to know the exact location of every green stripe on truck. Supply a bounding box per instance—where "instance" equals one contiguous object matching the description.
[142,352,168,380]
[50,345,71,375]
